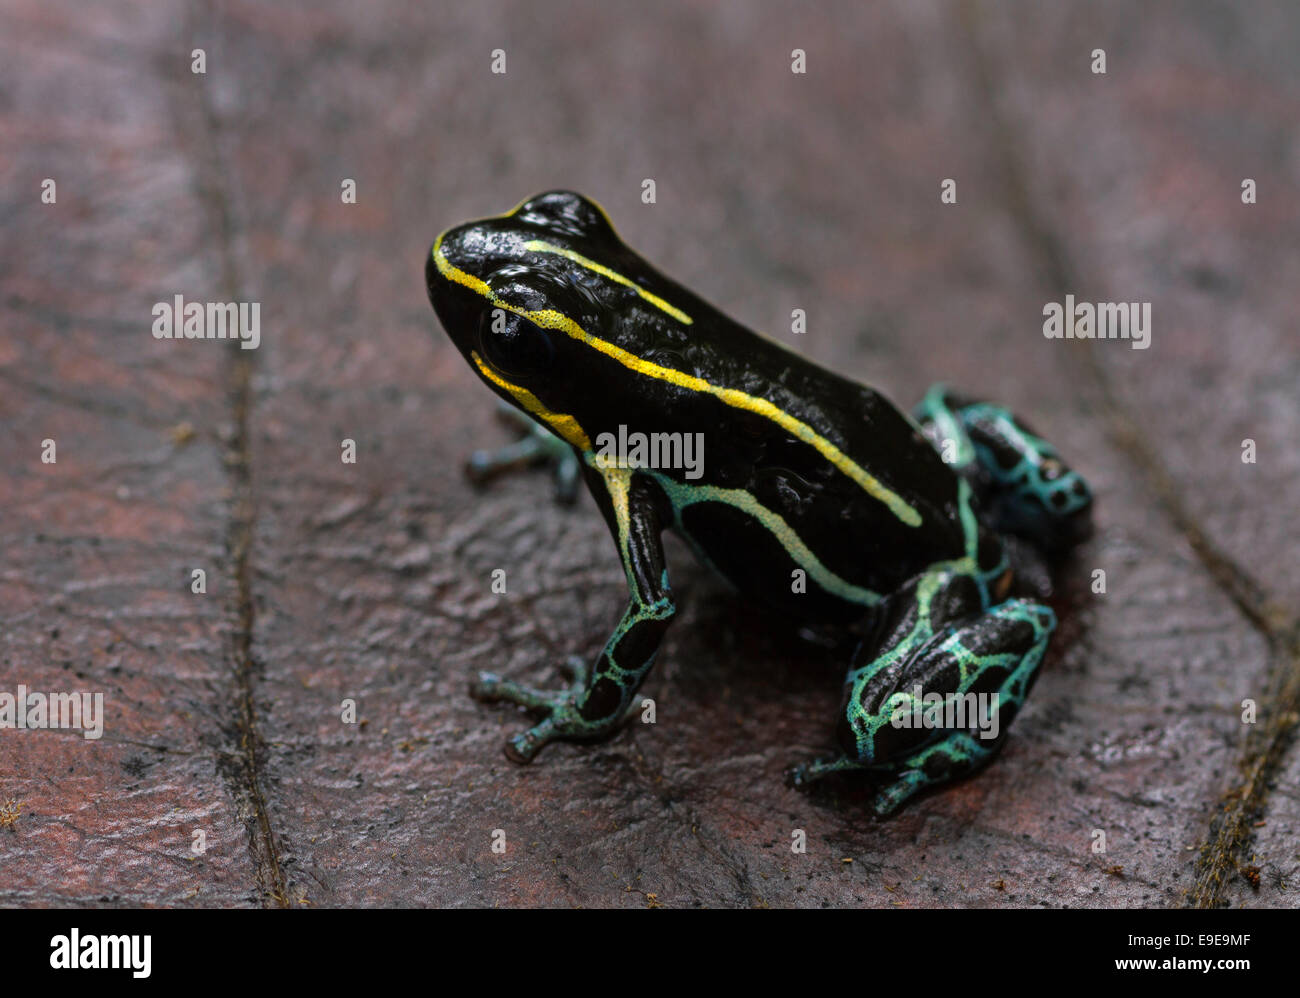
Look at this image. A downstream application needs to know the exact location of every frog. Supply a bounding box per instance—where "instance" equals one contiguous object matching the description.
[425,190,1093,815]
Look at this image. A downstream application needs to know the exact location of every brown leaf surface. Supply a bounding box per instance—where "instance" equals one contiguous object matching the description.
[2,0,1296,907]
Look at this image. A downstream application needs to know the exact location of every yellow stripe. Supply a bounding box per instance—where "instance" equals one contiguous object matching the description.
[471,351,592,451]
[523,240,693,325]
[434,238,921,527]
[599,464,638,590]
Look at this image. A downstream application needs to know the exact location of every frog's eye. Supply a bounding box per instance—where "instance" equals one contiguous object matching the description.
[513,190,616,242]
[478,307,555,378]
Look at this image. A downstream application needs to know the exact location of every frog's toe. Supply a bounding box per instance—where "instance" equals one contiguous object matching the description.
[468,670,499,701]
[557,654,588,689]
[786,753,863,789]
[473,654,637,762]
[504,701,612,764]
[471,656,588,707]
[870,770,928,817]
[463,434,549,485]
[785,764,813,790]
[553,448,582,505]
[477,689,571,764]
[464,406,580,504]
[469,672,559,711]
[504,720,556,764]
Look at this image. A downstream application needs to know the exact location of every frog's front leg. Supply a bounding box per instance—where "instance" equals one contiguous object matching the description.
[791,564,1055,815]
[464,401,583,504]
[470,465,675,762]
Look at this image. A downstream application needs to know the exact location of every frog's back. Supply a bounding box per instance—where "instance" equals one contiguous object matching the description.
[579,280,972,622]
[651,330,969,619]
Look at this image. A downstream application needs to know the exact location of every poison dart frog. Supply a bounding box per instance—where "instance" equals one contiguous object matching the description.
[426,191,1093,814]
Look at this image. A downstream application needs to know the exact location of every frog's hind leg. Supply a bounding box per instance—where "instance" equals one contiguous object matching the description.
[790,563,1055,816]
[465,400,582,504]
[913,384,1092,550]
[864,599,1054,814]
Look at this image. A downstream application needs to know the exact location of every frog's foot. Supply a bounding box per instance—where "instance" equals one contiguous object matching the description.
[867,732,1002,816]
[471,656,624,763]
[465,401,581,504]
[795,597,1054,815]
[787,746,987,815]
[470,653,587,711]
[914,383,1093,551]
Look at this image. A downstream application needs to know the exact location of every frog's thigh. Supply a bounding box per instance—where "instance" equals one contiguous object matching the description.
[790,564,983,786]
[864,599,1055,814]
[856,596,1053,738]
[793,589,1055,815]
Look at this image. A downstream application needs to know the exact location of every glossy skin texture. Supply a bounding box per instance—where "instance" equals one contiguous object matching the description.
[426,191,1093,814]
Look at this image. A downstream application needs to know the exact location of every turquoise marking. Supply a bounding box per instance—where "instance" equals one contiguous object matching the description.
[917,383,975,467]
[961,402,1091,516]
[839,598,1055,814]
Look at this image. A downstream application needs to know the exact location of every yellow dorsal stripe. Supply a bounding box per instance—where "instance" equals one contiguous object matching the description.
[434,238,921,527]
[471,350,592,450]
[522,239,693,325]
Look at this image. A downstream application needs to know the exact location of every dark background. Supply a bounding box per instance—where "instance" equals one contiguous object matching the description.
[1,0,1297,907]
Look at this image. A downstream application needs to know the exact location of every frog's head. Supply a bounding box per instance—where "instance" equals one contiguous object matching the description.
[426,192,634,442]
